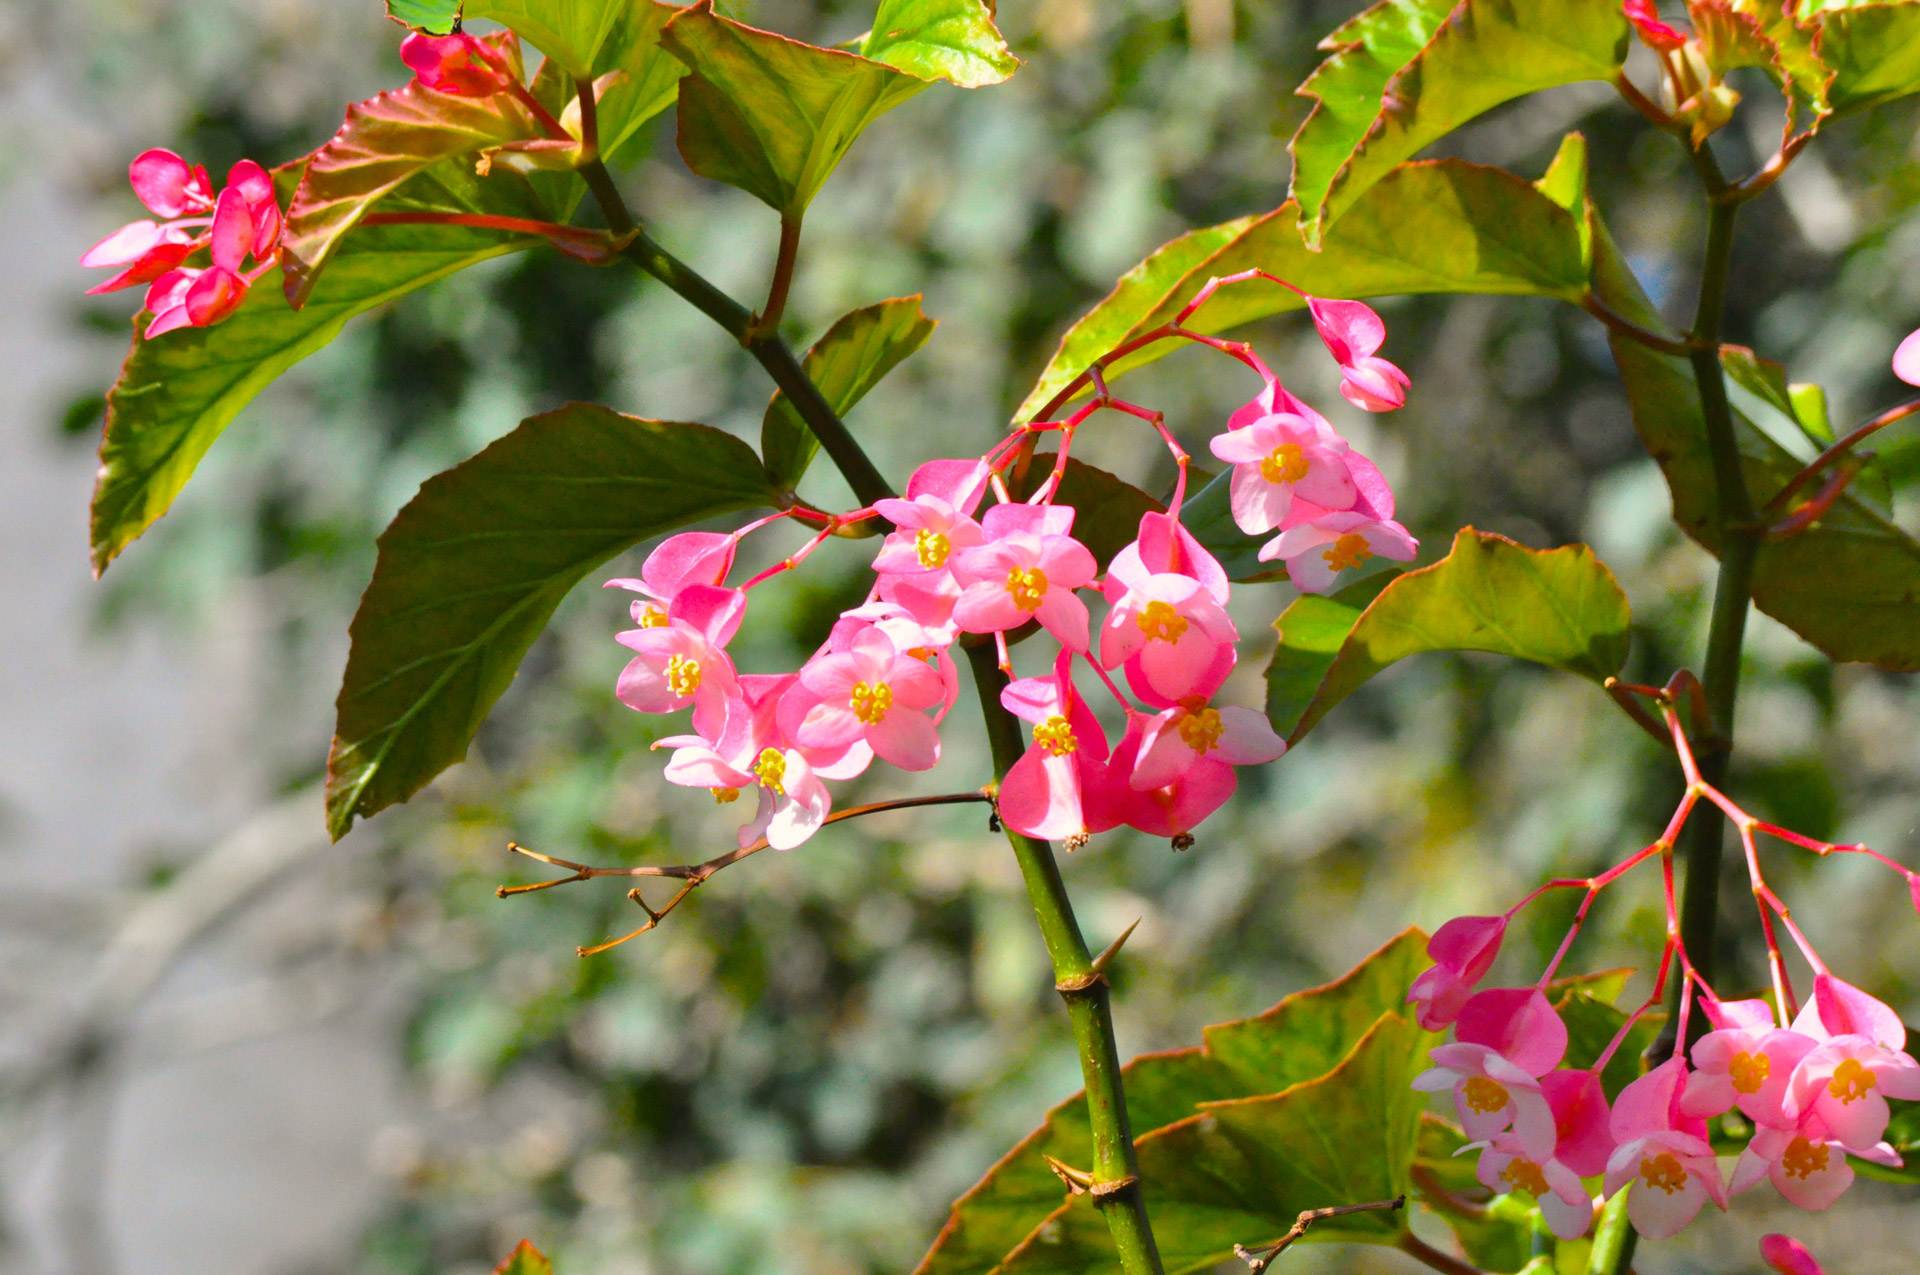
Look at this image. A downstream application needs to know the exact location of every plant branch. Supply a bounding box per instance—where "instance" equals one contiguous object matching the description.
[578,160,898,508]
[1580,295,1694,356]
[1764,396,1920,516]
[750,215,803,342]
[1397,1233,1488,1275]
[1234,1197,1405,1274]
[966,642,1165,1275]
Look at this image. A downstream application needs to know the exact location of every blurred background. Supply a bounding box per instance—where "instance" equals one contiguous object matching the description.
[2,1,1917,1273]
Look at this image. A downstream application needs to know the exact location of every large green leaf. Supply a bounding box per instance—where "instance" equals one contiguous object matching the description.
[662,2,927,219]
[1265,528,1633,743]
[326,405,778,839]
[1816,2,1920,114]
[1590,220,1920,670]
[91,161,551,574]
[862,0,1019,88]
[1017,158,1590,420]
[763,296,937,491]
[997,1015,1434,1275]
[387,0,460,33]
[494,1240,555,1275]
[914,929,1431,1275]
[587,1,690,163]
[1290,0,1628,245]
[469,0,627,78]
[1262,571,1400,729]
[281,44,548,305]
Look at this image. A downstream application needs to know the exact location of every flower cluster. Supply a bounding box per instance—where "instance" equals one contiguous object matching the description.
[1410,695,1920,1249]
[609,288,1416,852]
[81,150,283,338]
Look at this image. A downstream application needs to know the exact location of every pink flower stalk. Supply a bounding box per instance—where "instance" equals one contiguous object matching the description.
[1603,1060,1727,1240]
[1623,0,1686,51]
[1407,915,1506,1030]
[1263,510,1417,595]
[615,584,745,737]
[790,628,945,770]
[1099,572,1238,706]
[1102,715,1240,839]
[1683,1011,1818,1129]
[1208,406,1358,535]
[400,31,520,96]
[1760,1234,1825,1275]
[1896,328,1920,388]
[1128,698,1285,795]
[607,530,738,626]
[950,504,1097,651]
[1414,1043,1558,1156]
[1454,987,1569,1078]
[1303,296,1410,412]
[998,653,1116,843]
[1472,1068,1610,1239]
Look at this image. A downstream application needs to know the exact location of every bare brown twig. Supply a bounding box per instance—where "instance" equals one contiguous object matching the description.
[1232,1197,1405,1275]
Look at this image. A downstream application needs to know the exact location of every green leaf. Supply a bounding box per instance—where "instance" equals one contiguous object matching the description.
[91,161,551,574]
[469,0,626,78]
[1445,1193,1539,1275]
[281,44,550,306]
[1018,158,1591,420]
[862,0,1019,88]
[1789,381,1833,444]
[1816,2,1920,115]
[1290,0,1628,245]
[662,1,927,219]
[589,1,691,163]
[388,0,460,33]
[326,404,778,839]
[915,929,1432,1275]
[997,1015,1433,1275]
[1265,528,1632,744]
[1593,224,1920,670]
[1721,347,1891,509]
[1005,455,1164,570]
[763,296,937,490]
[494,1240,555,1275]
[1553,990,1660,1101]
[1264,572,1401,737]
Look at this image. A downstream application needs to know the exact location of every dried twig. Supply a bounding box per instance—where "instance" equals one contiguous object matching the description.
[1232,1196,1405,1274]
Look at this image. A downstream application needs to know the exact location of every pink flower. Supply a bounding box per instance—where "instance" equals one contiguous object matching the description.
[1603,1060,1727,1240]
[1455,987,1569,1078]
[1304,296,1410,412]
[142,176,282,339]
[1208,406,1358,535]
[998,653,1116,843]
[81,150,214,293]
[1760,1234,1825,1275]
[1262,510,1417,594]
[1407,915,1506,1030]
[400,31,520,96]
[1128,698,1285,794]
[950,504,1097,651]
[1896,328,1920,388]
[606,531,737,625]
[1471,1069,1610,1240]
[1099,572,1238,706]
[1684,1015,1817,1129]
[658,674,839,850]
[871,488,985,579]
[790,628,945,770]
[1414,1043,1557,1156]
[1730,1124,1862,1212]
[1102,715,1240,839]
[614,584,745,736]
[1783,1035,1920,1152]
[1105,511,1230,605]
[1623,0,1687,51]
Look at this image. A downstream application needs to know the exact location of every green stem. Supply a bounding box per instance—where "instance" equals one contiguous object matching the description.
[1585,1189,1636,1275]
[583,161,897,507]
[966,643,1164,1275]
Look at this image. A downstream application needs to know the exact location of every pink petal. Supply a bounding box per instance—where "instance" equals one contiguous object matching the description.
[885,656,944,711]
[1340,358,1409,412]
[1542,1069,1614,1178]
[1000,749,1082,840]
[1208,421,1274,465]
[905,458,989,512]
[1807,972,1907,1049]
[1159,757,1235,835]
[643,530,735,598]
[1456,987,1567,1077]
[672,583,747,648]
[982,502,1073,539]
[1130,714,1195,791]
[81,220,163,269]
[1293,451,1360,510]
[207,187,254,272]
[1771,1146,1853,1211]
[1625,1167,1710,1240]
[143,304,195,339]
[1000,673,1061,725]
[1229,463,1293,536]
[1307,296,1386,362]
[1703,997,1777,1032]
[952,583,1026,634]
[868,708,940,770]
[799,650,866,700]
[765,765,830,850]
[1760,1234,1826,1275]
[1212,706,1285,765]
[128,149,206,218]
[1345,452,1397,521]
[1035,534,1097,588]
[1033,589,1090,652]
[1429,914,1506,982]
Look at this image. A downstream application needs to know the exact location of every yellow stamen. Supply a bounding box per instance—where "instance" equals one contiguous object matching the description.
[1177,706,1225,754]
[1828,1057,1878,1104]
[1781,1136,1830,1180]
[1322,532,1374,573]
[712,787,740,804]
[915,529,952,569]
[753,748,787,796]
[1637,1153,1688,1195]
[1729,1050,1770,1095]
[1006,566,1049,612]
[1500,1159,1550,1198]
[1135,599,1189,643]
[850,681,893,725]
[666,653,702,697]
[1461,1076,1509,1115]
[638,604,669,628]
[1259,442,1309,485]
[1034,715,1078,756]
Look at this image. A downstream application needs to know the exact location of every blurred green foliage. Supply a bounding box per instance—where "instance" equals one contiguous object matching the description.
[40,0,1920,1271]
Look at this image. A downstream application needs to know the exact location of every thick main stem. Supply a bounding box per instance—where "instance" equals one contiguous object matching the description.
[966,643,1164,1275]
